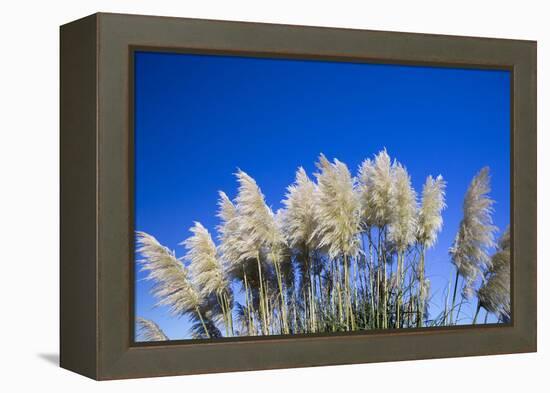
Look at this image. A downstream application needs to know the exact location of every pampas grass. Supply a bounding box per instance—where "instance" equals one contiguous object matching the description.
[389,163,417,252]
[182,222,234,336]
[312,154,361,261]
[216,191,258,334]
[418,175,446,248]
[233,169,290,334]
[183,222,228,297]
[449,167,497,321]
[282,167,318,251]
[450,167,496,284]
[449,167,497,324]
[281,167,320,332]
[136,231,202,316]
[358,149,394,228]
[388,163,417,328]
[136,231,210,337]
[136,317,168,341]
[135,151,508,340]
[311,154,361,330]
[477,228,511,322]
[417,175,446,326]
[357,149,395,328]
[216,191,243,271]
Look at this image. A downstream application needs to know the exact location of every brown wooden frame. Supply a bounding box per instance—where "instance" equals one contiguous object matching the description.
[60,12,537,380]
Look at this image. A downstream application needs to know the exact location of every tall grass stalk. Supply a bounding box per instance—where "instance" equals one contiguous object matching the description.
[450,168,497,307]
[417,175,446,327]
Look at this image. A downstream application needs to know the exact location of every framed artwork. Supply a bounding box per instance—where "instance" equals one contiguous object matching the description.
[60,13,537,380]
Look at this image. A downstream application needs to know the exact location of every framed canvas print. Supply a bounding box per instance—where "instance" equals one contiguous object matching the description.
[60,13,537,380]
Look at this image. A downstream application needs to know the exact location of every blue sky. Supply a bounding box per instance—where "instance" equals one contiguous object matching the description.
[134,51,510,341]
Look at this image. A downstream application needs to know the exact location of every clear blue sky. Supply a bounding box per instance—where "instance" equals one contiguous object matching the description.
[134,51,510,341]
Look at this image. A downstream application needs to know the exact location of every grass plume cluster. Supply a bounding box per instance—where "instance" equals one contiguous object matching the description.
[135,150,511,341]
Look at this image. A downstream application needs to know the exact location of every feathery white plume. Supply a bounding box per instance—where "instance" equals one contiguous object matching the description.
[234,170,287,264]
[136,231,202,315]
[478,228,511,319]
[217,191,238,241]
[420,278,431,305]
[272,208,292,265]
[388,163,418,252]
[182,222,228,296]
[281,167,318,250]
[216,191,247,271]
[136,317,168,341]
[357,149,394,228]
[311,154,361,259]
[449,167,497,297]
[417,175,447,248]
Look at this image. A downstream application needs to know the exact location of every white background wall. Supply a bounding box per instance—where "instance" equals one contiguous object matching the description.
[0,0,546,391]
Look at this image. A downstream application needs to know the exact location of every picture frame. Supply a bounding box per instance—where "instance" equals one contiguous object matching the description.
[60,12,537,380]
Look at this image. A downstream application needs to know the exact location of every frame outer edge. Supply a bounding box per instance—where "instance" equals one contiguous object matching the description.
[60,13,99,380]
[89,13,537,380]
[519,41,537,351]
